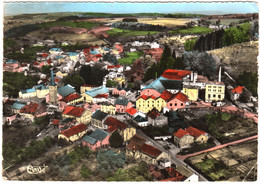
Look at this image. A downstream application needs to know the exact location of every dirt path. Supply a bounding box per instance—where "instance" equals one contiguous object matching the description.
[176,134,258,160]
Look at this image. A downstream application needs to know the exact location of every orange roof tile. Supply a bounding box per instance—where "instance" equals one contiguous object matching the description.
[62,106,85,117]
[172,92,189,102]
[231,86,244,94]
[174,129,190,138]
[160,90,174,101]
[161,69,191,81]
[52,119,60,125]
[125,107,137,116]
[60,124,87,138]
[140,143,162,158]
[186,126,206,138]
[20,103,39,114]
[60,93,81,103]
[105,117,128,133]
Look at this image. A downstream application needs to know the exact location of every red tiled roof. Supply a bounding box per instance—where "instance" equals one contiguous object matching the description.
[126,134,146,150]
[147,108,160,119]
[160,90,174,101]
[4,99,16,105]
[52,119,60,125]
[94,94,109,98]
[186,126,206,138]
[21,63,27,67]
[83,48,91,53]
[60,93,81,103]
[107,65,115,69]
[55,78,60,83]
[172,92,189,102]
[140,143,162,158]
[96,54,102,58]
[42,53,48,57]
[137,95,157,100]
[105,117,128,133]
[161,69,191,81]
[90,46,99,49]
[174,129,190,138]
[62,106,85,117]
[60,124,87,138]
[20,103,39,114]
[47,59,52,64]
[231,86,244,94]
[125,107,137,116]
[34,61,39,65]
[115,65,122,68]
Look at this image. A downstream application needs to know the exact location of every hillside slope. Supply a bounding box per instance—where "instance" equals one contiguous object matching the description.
[208,41,258,78]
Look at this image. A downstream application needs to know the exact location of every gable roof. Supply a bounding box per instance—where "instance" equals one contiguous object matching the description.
[85,86,109,97]
[171,92,189,102]
[137,95,157,100]
[126,134,146,150]
[104,117,128,133]
[186,126,206,138]
[11,101,26,110]
[91,110,108,121]
[133,115,148,122]
[125,107,137,116]
[89,129,110,141]
[58,84,76,97]
[60,93,81,103]
[20,103,39,114]
[20,88,36,94]
[143,79,165,94]
[62,106,85,117]
[82,135,97,145]
[51,119,60,125]
[160,69,191,81]
[147,108,160,119]
[174,129,190,139]
[115,97,130,106]
[160,79,183,90]
[140,143,162,158]
[160,90,174,101]
[60,124,87,138]
[231,86,244,94]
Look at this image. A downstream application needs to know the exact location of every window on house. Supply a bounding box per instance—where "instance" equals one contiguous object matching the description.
[208,94,210,98]
[175,103,177,106]
[218,95,221,98]
[213,94,216,97]
[170,103,172,106]
[181,103,183,106]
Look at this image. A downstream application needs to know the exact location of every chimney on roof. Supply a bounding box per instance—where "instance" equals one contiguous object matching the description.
[218,66,222,82]
[193,72,197,83]
[191,71,194,81]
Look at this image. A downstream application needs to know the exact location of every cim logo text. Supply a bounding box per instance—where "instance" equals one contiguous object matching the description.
[27,165,48,174]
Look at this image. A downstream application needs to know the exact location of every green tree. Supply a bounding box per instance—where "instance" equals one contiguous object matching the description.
[184,38,197,51]
[127,83,134,89]
[41,65,52,75]
[106,80,118,88]
[109,131,124,148]
[238,71,257,96]
[81,165,92,179]
[160,45,172,68]
[64,74,85,92]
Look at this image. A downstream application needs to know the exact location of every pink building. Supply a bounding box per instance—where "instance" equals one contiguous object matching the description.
[140,88,161,98]
[84,103,101,112]
[115,97,132,113]
[167,92,189,111]
[82,129,111,150]
[112,87,130,96]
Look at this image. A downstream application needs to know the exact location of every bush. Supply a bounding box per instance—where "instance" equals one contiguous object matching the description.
[184,38,197,51]
[106,80,118,88]
[109,131,124,148]
[81,165,92,179]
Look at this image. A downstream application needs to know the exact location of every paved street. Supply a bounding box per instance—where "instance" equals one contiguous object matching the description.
[136,129,208,181]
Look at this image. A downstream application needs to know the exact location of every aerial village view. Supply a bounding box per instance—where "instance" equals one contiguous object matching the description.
[1,1,259,182]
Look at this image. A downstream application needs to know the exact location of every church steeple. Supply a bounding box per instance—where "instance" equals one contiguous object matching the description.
[49,70,57,105]
[50,70,56,86]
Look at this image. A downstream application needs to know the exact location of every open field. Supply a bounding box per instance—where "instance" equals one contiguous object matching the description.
[207,19,246,26]
[137,18,196,27]
[118,51,143,65]
[107,28,158,37]
[171,26,213,35]
[186,140,257,181]
[27,30,106,45]
[38,21,100,29]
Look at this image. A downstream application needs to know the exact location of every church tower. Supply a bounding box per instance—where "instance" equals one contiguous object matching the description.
[49,70,57,105]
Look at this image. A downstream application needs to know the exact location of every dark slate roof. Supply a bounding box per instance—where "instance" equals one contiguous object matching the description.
[82,135,97,145]
[115,97,129,106]
[160,79,183,90]
[90,129,110,141]
[134,115,147,122]
[91,110,108,121]
[58,84,76,97]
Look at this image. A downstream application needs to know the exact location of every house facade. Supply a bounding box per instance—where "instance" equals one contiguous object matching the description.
[82,129,111,150]
[205,82,225,102]
[91,110,109,129]
[58,124,87,142]
[99,102,116,115]
[62,106,92,124]
[173,129,194,148]
[115,97,132,113]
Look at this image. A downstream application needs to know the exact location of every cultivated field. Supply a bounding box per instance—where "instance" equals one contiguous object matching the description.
[207,19,245,26]
[186,140,257,181]
[137,18,196,27]
[27,30,106,45]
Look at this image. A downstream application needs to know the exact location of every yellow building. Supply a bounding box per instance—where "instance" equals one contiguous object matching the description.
[114,77,125,86]
[100,102,116,115]
[121,127,136,142]
[19,84,49,99]
[183,86,199,101]
[205,82,225,102]
[80,85,100,94]
[56,71,68,79]
[58,124,87,142]
[62,106,92,124]
[19,89,37,99]
[136,95,167,113]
